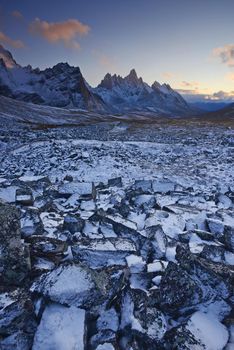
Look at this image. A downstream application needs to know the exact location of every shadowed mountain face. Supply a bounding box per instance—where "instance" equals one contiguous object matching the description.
[0,45,191,115]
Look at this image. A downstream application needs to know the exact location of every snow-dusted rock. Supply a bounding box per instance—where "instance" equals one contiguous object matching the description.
[32,304,86,350]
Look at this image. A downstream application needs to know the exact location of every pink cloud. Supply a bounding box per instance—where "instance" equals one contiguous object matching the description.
[29,18,90,49]
[92,50,115,70]
[0,31,25,48]
[12,10,23,19]
[213,44,234,67]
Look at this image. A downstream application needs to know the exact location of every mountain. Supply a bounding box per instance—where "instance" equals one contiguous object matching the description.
[95,69,190,115]
[190,102,229,112]
[0,45,108,112]
[0,44,191,115]
[203,102,234,120]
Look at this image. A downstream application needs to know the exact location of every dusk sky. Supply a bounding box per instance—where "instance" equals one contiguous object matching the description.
[1,0,234,100]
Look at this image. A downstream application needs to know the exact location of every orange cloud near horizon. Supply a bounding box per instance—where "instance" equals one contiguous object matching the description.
[29,18,90,49]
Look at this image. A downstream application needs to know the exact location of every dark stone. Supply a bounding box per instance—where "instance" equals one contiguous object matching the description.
[108,177,122,187]
[63,215,85,234]
[0,203,31,286]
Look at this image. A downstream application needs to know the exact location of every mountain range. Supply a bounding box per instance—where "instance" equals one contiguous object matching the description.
[0,44,191,115]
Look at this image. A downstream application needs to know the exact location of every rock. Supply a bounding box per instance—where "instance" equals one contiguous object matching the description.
[217,194,232,209]
[72,238,137,269]
[63,174,73,182]
[126,255,146,273]
[30,264,125,310]
[32,303,87,350]
[63,215,85,234]
[167,311,229,350]
[97,308,119,332]
[95,344,115,350]
[40,211,64,234]
[159,261,202,313]
[0,203,31,286]
[134,194,156,210]
[146,225,167,259]
[15,188,34,206]
[20,208,43,238]
[26,235,67,264]
[206,218,224,237]
[108,177,122,188]
[58,182,96,199]
[152,180,175,193]
[200,245,225,263]
[0,289,37,347]
[224,226,234,252]
[0,331,33,350]
[104,214,143,248]
[134,180,152,193]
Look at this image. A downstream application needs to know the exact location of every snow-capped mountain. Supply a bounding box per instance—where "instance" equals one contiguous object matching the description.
[0,45,108,112]
[95,69,190,114]
[0,44,190,115]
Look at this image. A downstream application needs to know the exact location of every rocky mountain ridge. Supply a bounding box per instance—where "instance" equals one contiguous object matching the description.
[0,44,190,115]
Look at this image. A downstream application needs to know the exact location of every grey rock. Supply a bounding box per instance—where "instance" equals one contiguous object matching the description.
[0,203,31,286]
[72,238,137,269]
[63,214,85,234]
[15,188,34,206]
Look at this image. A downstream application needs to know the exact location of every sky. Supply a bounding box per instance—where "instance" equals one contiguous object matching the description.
[0,0,234,101]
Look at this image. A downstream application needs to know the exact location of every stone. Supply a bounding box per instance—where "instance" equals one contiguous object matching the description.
[30,264,125,310]
[63,214,85,234]
[72,238,137,269]
[0,203,31,286]
[15,188,34,206]
[152,180,175,193]
[58,182,96,199]
[134,180,152,193]
[206,218,224,237]
[224,226,234,252]
[0,289,37,347]
[108,177,122,187]
[32,304,87,350]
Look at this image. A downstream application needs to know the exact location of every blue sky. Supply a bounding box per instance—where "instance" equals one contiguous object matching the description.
[0,0,234,99]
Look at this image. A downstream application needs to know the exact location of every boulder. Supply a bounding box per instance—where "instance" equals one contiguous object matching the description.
[0,203,31,286]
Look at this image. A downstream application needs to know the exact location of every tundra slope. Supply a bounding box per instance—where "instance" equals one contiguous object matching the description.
[0,112,233,349]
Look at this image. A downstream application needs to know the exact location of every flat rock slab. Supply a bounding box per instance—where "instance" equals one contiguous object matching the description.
[72,238,137,268]
[32,304,86,350]
[58,182,95,199]
[30,264,107,309]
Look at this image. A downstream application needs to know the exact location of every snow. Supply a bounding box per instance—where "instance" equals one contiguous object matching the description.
[126,254,145,273]
[32,303,86,350]
[96,344,115,350]
[147,261,165,273]
[31,265,95,306]
[186,311,229,350]
[0,186,18,203]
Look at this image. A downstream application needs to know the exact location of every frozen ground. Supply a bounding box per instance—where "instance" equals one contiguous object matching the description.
[0,116,233,350]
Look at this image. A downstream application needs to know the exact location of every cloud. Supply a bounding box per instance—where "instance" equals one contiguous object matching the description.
[226,72,234,81]
[179,81,200,89]
[177,88,234,101]
[92,50,115,70]
[29,18,90,49]
[213,44,234,67]
[162,72,174,79]
[0,31,24,48]
[12,10,23,19]
[213,90,234,100]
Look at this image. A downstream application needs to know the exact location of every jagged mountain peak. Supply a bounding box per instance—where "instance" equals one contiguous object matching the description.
[0,44,191,115]
[0,44,19,69]
[126,68,139,83]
